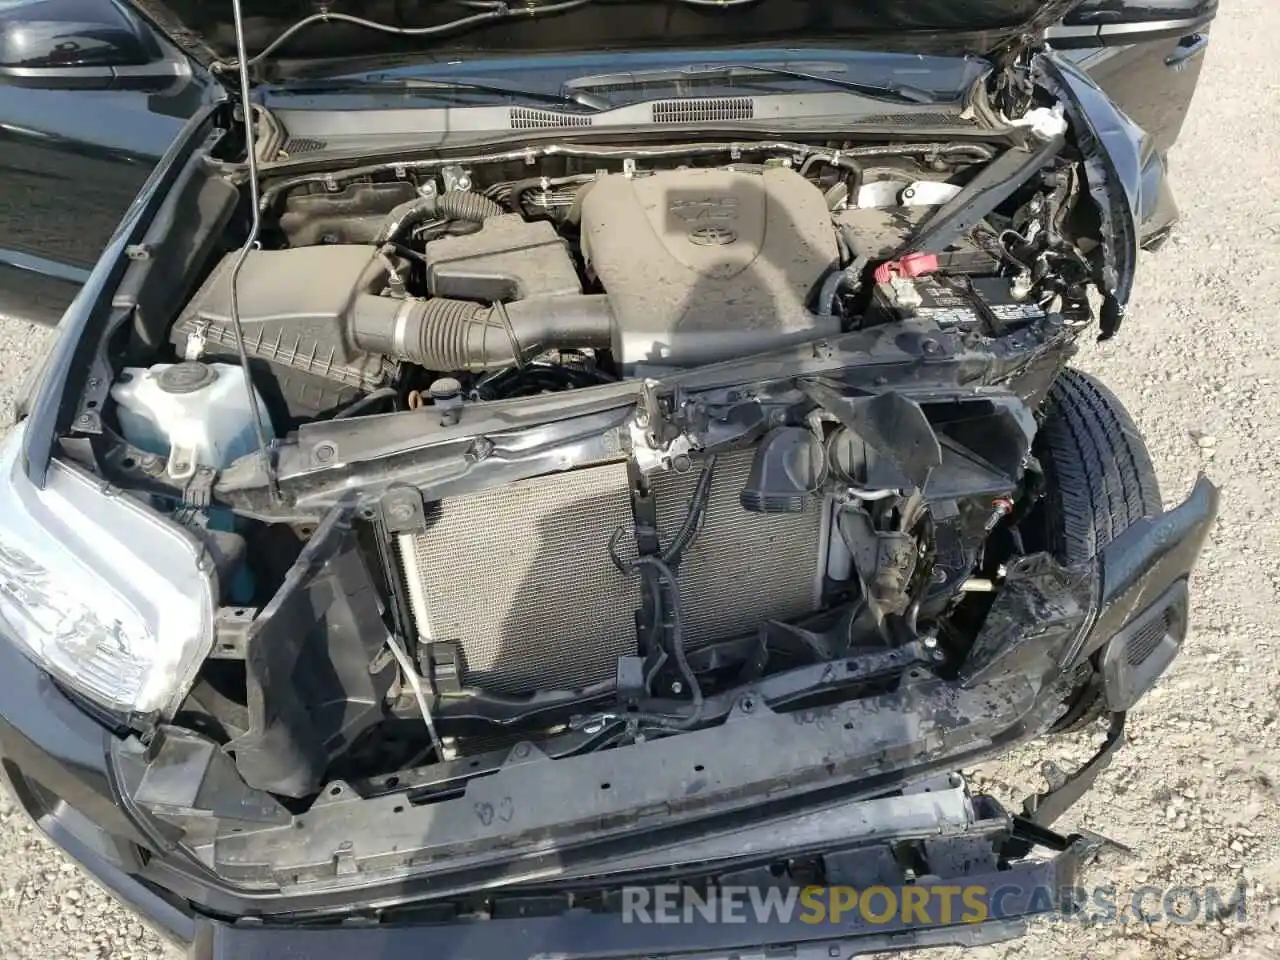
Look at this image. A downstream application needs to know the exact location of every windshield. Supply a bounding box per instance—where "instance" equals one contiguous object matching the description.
[149,0,1058,73]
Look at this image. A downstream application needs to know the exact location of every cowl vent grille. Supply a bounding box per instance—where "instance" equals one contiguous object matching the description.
[510,107,594,129]
[281,137,326,155]
[652,97,754,123]
[861,112,970,127]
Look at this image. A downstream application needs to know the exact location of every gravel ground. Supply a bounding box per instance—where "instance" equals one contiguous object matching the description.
[1,3,1278,956]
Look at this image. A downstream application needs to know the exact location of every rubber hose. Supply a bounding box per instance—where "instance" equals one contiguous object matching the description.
[351,293,613,371]
[436,189,503,222]
[373,190,504,244]
[799,153,864,197]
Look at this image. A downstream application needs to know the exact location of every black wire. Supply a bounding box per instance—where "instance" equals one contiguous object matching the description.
[661,455,717,565]
[220,6,517,71]
[595,545,705,732]
[331,387,399,419]
[601,459,719,731]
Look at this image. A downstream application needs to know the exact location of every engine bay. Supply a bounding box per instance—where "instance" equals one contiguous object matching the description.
[80,122,1125,808]
[165,137,1077,430]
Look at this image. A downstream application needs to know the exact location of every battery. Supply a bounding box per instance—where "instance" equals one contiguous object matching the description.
[967,276,1048,328]
[868,274,1048,333]
[869,274,984,330]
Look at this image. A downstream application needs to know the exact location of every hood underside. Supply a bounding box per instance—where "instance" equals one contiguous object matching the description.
[128,0,1081,76]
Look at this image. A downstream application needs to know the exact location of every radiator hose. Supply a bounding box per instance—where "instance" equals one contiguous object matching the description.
[351,293,614,371]
[373,189,504,244]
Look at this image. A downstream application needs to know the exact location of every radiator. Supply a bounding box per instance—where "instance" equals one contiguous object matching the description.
[397,450,826,694]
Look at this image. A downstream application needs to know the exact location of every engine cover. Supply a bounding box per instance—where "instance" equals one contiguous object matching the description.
[580,166,840,367]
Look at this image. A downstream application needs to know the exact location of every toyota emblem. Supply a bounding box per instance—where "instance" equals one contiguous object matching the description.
[689,225,737,246]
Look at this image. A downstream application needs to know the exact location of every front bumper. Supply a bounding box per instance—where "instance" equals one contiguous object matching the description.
[0,475,1216,953]
[190,839,1090,960]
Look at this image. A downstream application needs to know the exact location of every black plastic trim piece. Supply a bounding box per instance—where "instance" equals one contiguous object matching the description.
[225,500,395,798]
[1100,580,1188,711]
[193,848,1083,960]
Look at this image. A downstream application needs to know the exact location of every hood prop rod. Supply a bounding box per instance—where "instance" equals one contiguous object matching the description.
[224,0,279,502]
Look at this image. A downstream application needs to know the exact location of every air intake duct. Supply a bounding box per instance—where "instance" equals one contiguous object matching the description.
[351,294,613,371]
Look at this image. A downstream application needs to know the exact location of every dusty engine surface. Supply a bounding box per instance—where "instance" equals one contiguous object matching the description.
[580,166,841,366]
[173,164,848,422]
[172,157,988,427]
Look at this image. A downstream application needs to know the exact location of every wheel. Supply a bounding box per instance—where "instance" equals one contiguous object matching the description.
[1032,368,1162,731]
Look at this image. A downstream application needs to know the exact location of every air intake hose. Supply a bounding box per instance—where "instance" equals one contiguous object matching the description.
[374,190,504,244]
[351,294,614,371]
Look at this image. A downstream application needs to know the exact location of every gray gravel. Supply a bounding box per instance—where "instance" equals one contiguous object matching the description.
[1,2,1278,956]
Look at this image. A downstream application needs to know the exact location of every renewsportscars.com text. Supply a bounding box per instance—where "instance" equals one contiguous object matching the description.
[621,884,1247,926]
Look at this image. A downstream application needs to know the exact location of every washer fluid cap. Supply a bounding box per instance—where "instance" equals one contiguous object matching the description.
[157,361,218,394]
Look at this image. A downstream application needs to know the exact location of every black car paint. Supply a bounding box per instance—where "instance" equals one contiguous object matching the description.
[0,0,218,328]
[1054,0,1216,155]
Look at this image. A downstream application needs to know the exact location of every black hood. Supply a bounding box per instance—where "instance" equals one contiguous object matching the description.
[129,0,1081,75]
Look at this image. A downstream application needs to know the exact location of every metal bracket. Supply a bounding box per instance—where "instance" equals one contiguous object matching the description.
[378,484,427,534]
[440,164,471,192]
[503,741,549,767]
[726,691,770,722]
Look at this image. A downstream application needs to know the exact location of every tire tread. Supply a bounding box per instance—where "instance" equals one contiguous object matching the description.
[1039,369,1162,564]
[1035,368,1161,733]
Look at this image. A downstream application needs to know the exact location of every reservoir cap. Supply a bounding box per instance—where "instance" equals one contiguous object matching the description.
[157,361,218,395]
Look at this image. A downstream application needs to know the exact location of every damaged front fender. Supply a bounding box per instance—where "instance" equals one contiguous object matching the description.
[962,473,1218,716]
[1037,51,1179,337]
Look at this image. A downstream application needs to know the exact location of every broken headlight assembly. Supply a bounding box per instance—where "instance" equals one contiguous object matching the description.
[0,424,215,718]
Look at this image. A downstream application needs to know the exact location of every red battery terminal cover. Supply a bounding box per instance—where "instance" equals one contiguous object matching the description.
[873,252,940,285]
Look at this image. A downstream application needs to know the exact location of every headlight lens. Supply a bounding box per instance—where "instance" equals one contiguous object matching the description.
[0,424,214,716]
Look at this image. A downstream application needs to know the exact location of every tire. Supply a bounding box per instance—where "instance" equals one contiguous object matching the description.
[1033,368,1162,731]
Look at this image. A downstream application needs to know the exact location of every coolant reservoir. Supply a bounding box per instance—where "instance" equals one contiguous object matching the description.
[110,362,274,482]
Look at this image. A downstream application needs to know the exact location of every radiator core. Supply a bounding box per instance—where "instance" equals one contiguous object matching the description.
[397,450,825,694]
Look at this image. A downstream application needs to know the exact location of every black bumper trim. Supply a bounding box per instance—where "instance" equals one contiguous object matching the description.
[193,846,1084,960]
